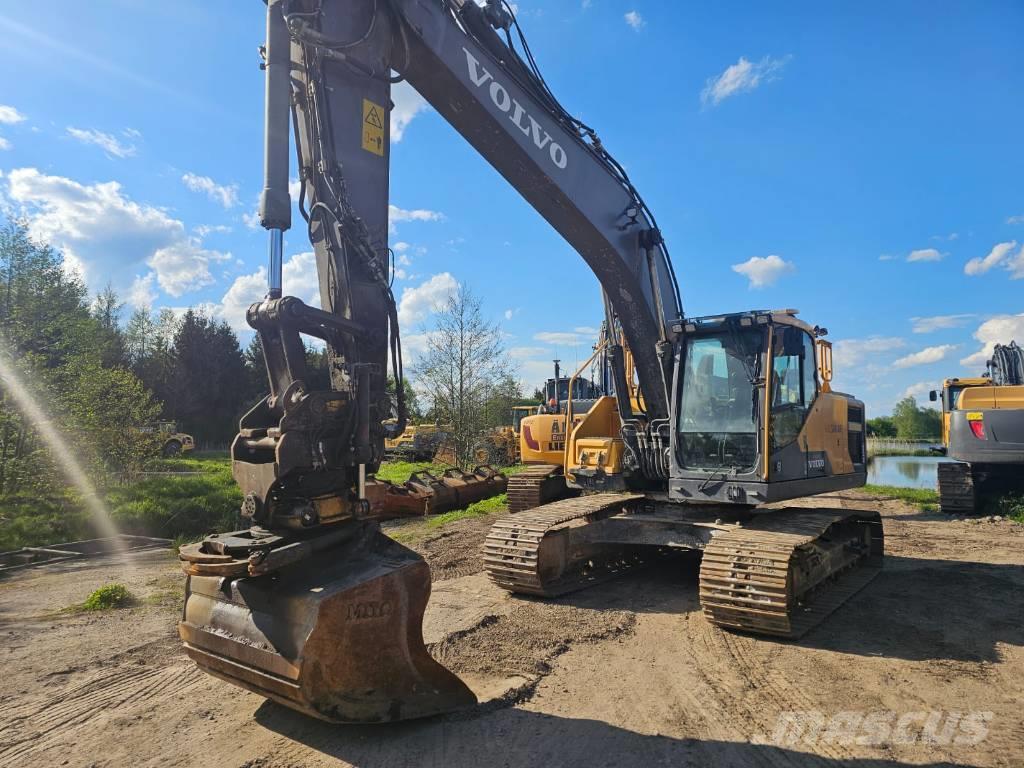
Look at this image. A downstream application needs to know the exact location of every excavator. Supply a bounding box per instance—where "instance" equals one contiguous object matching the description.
[930,341,1024,513]
[509,333,611,511]
[178,0,880,724]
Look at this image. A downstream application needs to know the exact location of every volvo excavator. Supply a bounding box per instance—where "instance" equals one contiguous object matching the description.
[178,0,881,724]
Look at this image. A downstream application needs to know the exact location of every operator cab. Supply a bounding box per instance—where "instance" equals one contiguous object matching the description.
[668,310,866,505]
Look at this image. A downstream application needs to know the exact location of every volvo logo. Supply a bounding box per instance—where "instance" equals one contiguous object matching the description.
[463,48,568,170]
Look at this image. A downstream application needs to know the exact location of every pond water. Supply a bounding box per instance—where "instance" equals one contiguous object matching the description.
[866,455,953,489]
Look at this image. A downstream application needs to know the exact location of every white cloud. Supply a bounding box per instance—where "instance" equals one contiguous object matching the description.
[519,358,559,388]
[964,240,1017,276]
[906,248,942,262]
[219,268,269,331]
[242,210,261,230]
[66,127,137,158]
[397,273,458,328]
[1007,214,1024,225]
[892,344,957,369]
[391,241,424,267]
[182,172,239,209]
[389,204,444,232]
[0,105,26,124]
[931,232,959,242]
[194,224,232,237]
[510,346,549,360]
[6,167,233,300]
[217,251,321,331]
[390,81,428,142]
[910,314,975,334]
[6,167,183,291]
[902,381,940,408]
[624,11,645,30]
[961,313,1024,368]
[731,254,795,288]
[149,239,230,297]
[504,309,514,320]
[701,55,790,107]
[0,137,10,151]
[878,254,895,261]
[282,251,320,305]
[534,329,599,347]
[128,273,157,308]
[832,337,905,368]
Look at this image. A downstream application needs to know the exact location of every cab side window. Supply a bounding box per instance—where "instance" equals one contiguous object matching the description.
[770,327,818,448]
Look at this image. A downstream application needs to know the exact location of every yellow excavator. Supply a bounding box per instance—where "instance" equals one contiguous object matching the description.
[930,341,1024,513]
[510,340,611,511]
[178,0,879,724]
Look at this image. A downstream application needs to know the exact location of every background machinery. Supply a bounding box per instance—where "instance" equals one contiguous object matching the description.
[141,421,195,457]
[510,342,609,511]
[931,341,1024,514]
[383,420,450,461]
[178,0,880,724]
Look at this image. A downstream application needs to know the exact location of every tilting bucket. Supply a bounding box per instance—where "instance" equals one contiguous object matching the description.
[365,465,508,518]
[179,524,476,722]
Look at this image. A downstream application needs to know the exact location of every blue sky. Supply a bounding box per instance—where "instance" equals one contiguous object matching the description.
[1,1,1022,415]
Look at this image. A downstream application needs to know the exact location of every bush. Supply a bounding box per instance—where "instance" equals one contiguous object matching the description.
[81,583,133,611]
[987,493,1024,522]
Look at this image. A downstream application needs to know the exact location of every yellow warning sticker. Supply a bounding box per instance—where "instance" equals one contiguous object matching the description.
[362,99,385,156]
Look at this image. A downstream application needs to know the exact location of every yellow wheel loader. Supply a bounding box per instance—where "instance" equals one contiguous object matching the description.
[178,0,881,724]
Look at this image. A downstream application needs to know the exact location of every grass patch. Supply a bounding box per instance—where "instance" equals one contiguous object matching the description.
[986,492,1024,522]
[862,484,939,512]
[75,583,133,612]
[427,493,508,528]
[0,454,240,551]
[868,449,938,457]
[373,461,447,484]
[107,454,241,541]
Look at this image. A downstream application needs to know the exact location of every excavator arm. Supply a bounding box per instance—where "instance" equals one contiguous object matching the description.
[179,0,684,724]
[243,0,683,523]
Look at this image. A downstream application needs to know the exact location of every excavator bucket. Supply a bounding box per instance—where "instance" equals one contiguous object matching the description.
[365,465,508,518]
[179,524,476,723]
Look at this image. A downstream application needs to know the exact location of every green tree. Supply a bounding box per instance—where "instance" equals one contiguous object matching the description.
[387,375,421,422]
[866,416,897,437]
[411,284,516,467]
[0,221,163,495]
[891,396,942,440]
[244,336,333,406]
[169,310,249,444]
[55,357,162,480]
[91,284,127,367]
[0,221,95,368]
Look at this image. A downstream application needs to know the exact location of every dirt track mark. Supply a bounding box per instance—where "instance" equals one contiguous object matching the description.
[0,649,202,766]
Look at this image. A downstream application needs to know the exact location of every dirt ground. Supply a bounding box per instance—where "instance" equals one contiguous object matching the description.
[0,491,1022,768]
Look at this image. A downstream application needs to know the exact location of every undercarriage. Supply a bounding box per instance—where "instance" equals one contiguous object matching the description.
[483,494,883,639]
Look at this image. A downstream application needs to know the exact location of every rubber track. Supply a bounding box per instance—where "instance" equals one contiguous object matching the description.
[483,493,644,596]
[506,465,564,514]
[938,461,976,514]
[699,509,883,639]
